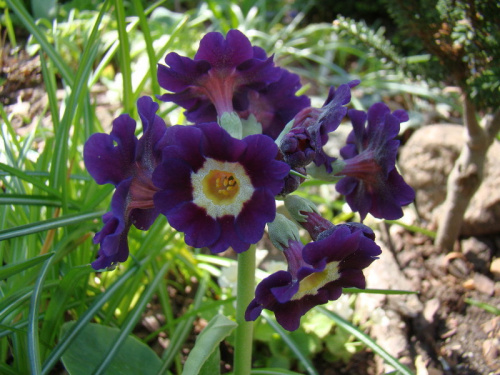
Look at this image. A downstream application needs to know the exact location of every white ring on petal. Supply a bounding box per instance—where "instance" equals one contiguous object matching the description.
[191,158,254,218]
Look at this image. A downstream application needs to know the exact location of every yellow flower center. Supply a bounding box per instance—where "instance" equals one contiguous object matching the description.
[291,261,340,300]
[203,170,240,202]
[191,158,254,218]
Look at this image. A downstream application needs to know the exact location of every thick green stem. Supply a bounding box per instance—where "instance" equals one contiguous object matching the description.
[233,245,256,375]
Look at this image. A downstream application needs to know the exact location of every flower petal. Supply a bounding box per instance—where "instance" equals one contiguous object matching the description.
[84,115,137,185]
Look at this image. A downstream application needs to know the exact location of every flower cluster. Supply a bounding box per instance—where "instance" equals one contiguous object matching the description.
[84,29,414,331]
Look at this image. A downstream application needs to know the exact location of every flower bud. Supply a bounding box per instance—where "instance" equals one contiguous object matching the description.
[267,213,301,251]
[284,195,334,240]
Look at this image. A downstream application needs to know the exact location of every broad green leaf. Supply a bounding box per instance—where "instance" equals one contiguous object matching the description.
[30,0,57,20]
[61,323,161,375]
[182,314,237,375]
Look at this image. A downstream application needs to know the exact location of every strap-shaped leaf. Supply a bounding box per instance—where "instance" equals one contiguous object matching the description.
[182,314,237,375]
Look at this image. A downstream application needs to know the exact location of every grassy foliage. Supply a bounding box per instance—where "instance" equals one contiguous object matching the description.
[0,0,443,373]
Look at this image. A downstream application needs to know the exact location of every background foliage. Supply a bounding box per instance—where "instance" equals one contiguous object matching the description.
[2,0,495,374]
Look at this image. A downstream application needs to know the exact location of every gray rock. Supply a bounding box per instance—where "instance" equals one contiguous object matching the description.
[399,124,500,236]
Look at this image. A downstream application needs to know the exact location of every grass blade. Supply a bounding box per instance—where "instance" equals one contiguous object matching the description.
[0,162,60,197]
[92,261,171,375]
[261,311,318,375]
[157,273,209,375]
[131,0,161,96]
[0,210,105,241]
[0,194,67,207]
[40,256,154,374]
[4,0,73,85]
[50,1,111,205]
[0,253,53,280]
[114,0,133,113]
[316,306,414,375]
[28,250,57,374]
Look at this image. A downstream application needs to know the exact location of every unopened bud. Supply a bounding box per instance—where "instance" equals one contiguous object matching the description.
[268,213,301,251]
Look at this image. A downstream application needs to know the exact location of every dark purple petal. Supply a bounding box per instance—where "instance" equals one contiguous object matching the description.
[236,189,276,243]
[243,69,310,140]
[157,29,297,123]
[198,123,246,162]
[245,271,293,321]
[335,176,358,196]
[91,179,132,269]
[335,268,366,289]
[153,188,192,214]
[368,169,415,220]
[273,301,307,331]
[136,96,168,167]
[153,157,193,192]
[154,122,285,254]
[302,226,361,266]
[245,300,264,321]
[129,207,159,231]
[241,134,290,190]
[168,202,222,249]
[246,210,383,330]
[195,29,254,68]
[338,103,414,220]
[157,90,217,124]
[347,109,367,151]
[271,281,300,303]
[211,215,249,253]
[158,125,206,170]
[84,115,137,185]
[157,53,211,92]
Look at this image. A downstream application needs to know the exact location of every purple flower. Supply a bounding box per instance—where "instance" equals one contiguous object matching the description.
[335,103,415,221]
[245,223,381,331]
[280,81,358,171]
[84,97,166,269]
[238,68,310,140]
[153,122,290,253]
[157,29,282,122]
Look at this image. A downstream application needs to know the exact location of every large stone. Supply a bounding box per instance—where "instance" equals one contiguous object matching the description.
[399,124,500,236]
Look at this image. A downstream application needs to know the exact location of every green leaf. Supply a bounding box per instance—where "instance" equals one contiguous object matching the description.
[182,314,237,375]
[385,220,436,239]
[465,298,500,316]
[0,162,60,196]
[0,210,105,241]
[0,253,53,280]
[61,323,162,375]
[343,288,418,295]
[0,194,79,208]
[316,307,415,375]
[250,369,306,375]
[30,0,57,20]
[4,0,74,84]
[261,311,318,375]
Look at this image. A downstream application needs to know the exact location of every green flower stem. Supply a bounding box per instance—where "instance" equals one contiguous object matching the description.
[233,245,256,375]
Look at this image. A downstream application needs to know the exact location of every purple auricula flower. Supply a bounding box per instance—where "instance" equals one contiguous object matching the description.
[335,102,415,221]
[245,222,381,331]
[280,80,359,171]
[84,97,166,269]
[237,68,310,140]
[153,122,290,254]
[157,29,283,123]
